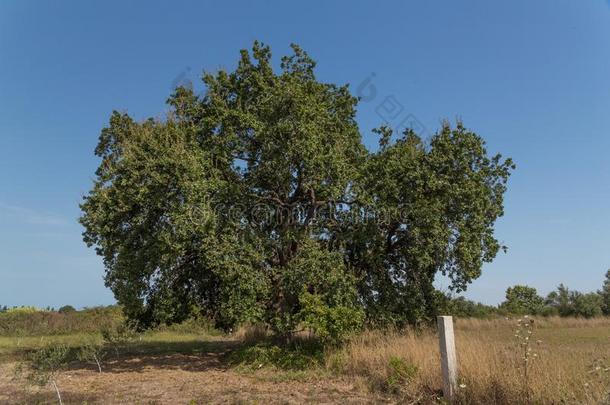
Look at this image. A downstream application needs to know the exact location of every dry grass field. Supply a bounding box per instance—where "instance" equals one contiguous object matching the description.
[0,317,608,404]
[338,317,610,404]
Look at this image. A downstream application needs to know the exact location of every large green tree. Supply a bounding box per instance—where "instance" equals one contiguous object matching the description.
[80,42,514,336]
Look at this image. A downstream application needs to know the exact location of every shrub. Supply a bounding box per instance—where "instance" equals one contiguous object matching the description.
[16,344,72,405]
[228,341,324,371]
[58,305,76,314]
[545,285,604,318]
[299,292,365,345]
[154,313,220,336]
[272,240,364,344]
[101,322,138,358]
[439,295,498,318]
[77,339,105,373]
[570,292,603,318]
[386,356,418,391]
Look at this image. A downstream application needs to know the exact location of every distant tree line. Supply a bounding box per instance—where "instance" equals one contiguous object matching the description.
[0,305,75,313]
[442,269,610,318]
[2,271,607,324]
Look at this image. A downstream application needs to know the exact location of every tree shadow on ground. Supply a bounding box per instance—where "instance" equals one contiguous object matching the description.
[69,339,241,374]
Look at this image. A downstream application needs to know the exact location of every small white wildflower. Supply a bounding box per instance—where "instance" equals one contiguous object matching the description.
[459,384,466,389]
[524,315,529,318]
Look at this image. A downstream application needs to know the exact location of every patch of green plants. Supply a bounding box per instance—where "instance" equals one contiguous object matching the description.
[228,341,324,371]
[386,356,418,391]
[100,322,138,359]
[76,339,106,373]
[153,315,221,336]
[15,344,73,405]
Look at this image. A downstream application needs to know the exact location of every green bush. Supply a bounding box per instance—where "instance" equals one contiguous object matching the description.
[228,341,324,371]
[386,356,418,390]
[76,339,105,373]
[299,292,365,345]
[16,344,73,404]
[58,305,76,314]
[101,322,139,358]
[440,295,498,318]
[272,240,364,344]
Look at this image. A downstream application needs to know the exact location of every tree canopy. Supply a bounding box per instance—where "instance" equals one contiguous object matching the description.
[500,285,544,315]
[80,42,514,339]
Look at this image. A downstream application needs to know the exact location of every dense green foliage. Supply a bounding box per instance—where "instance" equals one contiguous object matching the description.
[441,296,499,318]
[500,285,544,315]
[544,284,604,318]
[80,42,514,337]
[493,282,607,318]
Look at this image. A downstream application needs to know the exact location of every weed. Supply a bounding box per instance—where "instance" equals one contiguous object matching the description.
[386,356,418,391]
[514,315,539,402]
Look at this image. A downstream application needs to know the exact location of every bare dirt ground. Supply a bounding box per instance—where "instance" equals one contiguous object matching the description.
[0,349,387,404]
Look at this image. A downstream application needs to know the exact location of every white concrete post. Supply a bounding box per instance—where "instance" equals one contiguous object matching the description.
[437,316,458,402]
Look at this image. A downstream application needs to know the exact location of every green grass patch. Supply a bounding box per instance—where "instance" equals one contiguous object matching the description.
[0,330,226,363]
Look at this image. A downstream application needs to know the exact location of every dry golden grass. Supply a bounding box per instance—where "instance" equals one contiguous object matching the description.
[332,317,610,404]
[231,323,271,343]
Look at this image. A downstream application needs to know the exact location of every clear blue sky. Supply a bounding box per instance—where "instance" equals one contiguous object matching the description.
[1,0,609,308]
